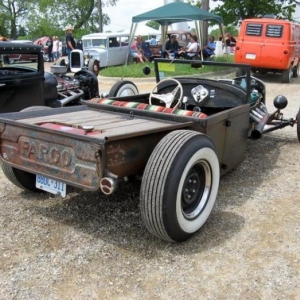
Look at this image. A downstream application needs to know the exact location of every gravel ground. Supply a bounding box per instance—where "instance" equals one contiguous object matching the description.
[0,71,299,299]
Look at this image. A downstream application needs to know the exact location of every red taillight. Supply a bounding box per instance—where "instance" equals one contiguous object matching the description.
[235,46,240,50]
[100,177,117,195]
[283,50,289,55]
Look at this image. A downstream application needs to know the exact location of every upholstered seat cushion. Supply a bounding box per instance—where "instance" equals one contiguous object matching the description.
[88,98,207,118]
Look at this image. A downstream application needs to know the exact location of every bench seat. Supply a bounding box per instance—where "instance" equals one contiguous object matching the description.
[88,98,208,118]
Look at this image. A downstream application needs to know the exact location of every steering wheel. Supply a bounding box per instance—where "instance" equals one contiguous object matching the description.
[149,78,183,109]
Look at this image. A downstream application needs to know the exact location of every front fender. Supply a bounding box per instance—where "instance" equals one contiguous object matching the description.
[84,48,107,67]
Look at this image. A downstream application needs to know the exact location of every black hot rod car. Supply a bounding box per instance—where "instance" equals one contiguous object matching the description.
[0,41,99,113]
[0,58,299,242]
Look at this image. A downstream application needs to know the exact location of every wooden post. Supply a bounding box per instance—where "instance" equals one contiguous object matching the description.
[201,0,209,46]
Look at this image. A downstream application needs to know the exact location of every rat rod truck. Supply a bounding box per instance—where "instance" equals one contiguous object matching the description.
[0,59,299,242]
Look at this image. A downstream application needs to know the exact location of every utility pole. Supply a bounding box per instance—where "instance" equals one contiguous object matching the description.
[201,0,209,45]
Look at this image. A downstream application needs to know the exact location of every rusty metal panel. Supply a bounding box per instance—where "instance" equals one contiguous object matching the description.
[222,104,250,173]
[104,131,171,178]
[0,124,104,191]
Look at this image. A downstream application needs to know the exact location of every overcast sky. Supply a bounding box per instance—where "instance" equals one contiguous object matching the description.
[103,0,220,32]
[104,0,162,32]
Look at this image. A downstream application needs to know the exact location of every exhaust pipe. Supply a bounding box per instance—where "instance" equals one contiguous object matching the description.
[56,89,84,107]
[250,103,269,140]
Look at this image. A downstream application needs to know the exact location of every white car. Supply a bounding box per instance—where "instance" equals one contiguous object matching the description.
[81,32,130,68]
[65,32,131,76]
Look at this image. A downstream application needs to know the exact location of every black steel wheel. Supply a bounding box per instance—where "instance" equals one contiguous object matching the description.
[0,106,52,192]
[140,130,220,242]
[88,59,100,76]
[108,80,139,97]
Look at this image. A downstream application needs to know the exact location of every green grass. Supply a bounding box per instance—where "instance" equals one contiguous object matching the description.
[99,55,235,78]
[100,62,154,78]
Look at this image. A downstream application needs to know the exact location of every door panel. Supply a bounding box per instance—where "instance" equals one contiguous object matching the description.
[0,55,45,112]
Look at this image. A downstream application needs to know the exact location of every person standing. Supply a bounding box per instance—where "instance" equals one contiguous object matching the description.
[224,32,236,47]
[52,36,59,63]
[47,36,53,62]
[58,39,63,57]
[65,25,76,68]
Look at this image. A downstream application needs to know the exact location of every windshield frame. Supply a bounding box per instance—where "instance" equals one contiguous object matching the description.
[82,38,108,49]
[152,58,252,102]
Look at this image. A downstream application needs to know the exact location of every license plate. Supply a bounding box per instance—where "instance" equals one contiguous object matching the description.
[246,53,256,59]
[36,174,66,197]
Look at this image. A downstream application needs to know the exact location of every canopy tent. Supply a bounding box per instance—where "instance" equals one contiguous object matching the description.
[132,2,223,25]
[127,2,224,62]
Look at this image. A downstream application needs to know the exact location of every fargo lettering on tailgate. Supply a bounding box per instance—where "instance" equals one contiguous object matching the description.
[19,137,72,167]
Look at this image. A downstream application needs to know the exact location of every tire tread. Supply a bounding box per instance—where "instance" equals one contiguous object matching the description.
[140,130,202,241]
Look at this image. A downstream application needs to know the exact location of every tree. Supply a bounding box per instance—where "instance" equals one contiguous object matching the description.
[211,0,297,26]
[0,0,120,41]
[187,0,211,45]
[209,25,239,40]
[188,0,296,26]
[30,0,118,37]
[96,0,119,32]
[146,21,160,30]
[0,0,37,39]
[23,0,109,40]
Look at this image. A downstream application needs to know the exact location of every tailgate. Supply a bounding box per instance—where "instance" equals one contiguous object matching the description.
[0,121,103,191]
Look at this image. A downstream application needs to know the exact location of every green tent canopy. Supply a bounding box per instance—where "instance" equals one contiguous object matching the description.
[132,2,223,25]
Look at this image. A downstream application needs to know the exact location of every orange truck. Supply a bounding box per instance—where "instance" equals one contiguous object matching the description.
[235,18,300,83]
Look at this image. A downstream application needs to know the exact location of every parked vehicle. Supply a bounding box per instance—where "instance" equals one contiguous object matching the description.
[81,32,130,68]
[146,30,190,47]
[11,40,33,44]
[0,41,99,113]
[55,32,131,75]
[0,39,38,63]
[167,30,191,48]
[0,41,139,111]
[34,36,51,61]
[0,57,298,242]
[234,17,300,83]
